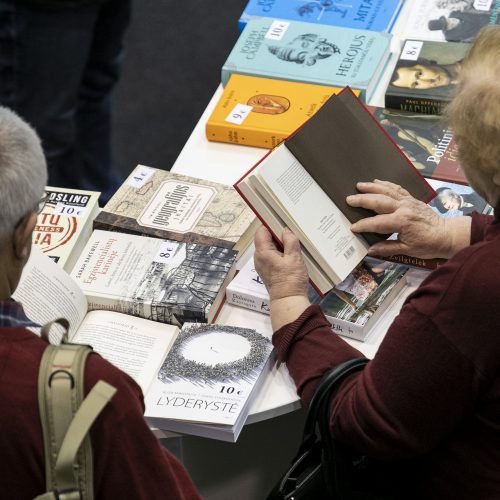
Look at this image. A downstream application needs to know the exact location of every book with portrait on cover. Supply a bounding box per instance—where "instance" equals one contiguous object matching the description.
[14,248,271,441]
[226,256,409,342]
[206,74,360,149]
[235,88,435,294]
[33,186,100,272]
[94,165,258,257]
[384,39,470,115]
[221,17,392,103]
[70,229,238,326]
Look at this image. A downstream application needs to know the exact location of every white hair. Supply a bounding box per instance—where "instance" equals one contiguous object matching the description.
[0,106,47,242]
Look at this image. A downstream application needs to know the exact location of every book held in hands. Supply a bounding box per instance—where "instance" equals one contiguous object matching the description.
[235,88,435,294]
[94,165,258,257]
[14,249,272,441]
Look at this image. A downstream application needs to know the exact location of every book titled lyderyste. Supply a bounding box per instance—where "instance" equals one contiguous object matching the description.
[235,87,435,295]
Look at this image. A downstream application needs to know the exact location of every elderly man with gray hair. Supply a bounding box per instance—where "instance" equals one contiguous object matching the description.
[0,107,201,499]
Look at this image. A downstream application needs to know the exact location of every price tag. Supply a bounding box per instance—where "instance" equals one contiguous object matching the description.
[127,165,155,189]
[474,0,492,10]
[400,40,423,61]
[225,103,253,125]
[154,241,180,264]
[265,20,290,41]
[54,203,86,217]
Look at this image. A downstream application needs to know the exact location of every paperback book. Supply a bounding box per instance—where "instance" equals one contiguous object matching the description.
[235,88,435,294]
[33,187,100,272]
[385,39,471,115]
[94,165,258,256]
[226,256,409,342]
[369,107,467,184]
[400,0,500,42]
[221,17,392,103]
[206,74,359,149]
[238,0,405,33]
[70,230,237,326]
[14,248,271,442]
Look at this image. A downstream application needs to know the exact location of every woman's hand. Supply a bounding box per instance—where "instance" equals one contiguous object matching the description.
[346,180,471,259]
[254,225,310,331]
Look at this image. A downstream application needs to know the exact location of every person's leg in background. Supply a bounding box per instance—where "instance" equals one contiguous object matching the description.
[0,0,131,204]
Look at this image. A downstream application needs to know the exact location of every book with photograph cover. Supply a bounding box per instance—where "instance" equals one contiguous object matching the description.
[222,17,392,103]
[70,230,237,325]
[238,0,405,33]
[385,39,470,115]
[399,0,500,43]
[226,256,409,341]
[206,74,360,149]
[14,249,271,442]
[33,187,100,272]
[235,88,435,293]
[369,107,468,185]
[94,165,258,257]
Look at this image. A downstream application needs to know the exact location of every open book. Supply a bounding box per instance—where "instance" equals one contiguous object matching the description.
[13,248,273,442]
[235,88,435,294]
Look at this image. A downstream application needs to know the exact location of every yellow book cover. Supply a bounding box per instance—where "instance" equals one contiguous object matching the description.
[206,75,359,148]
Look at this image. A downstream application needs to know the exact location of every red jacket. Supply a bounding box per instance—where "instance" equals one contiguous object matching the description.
[274,210,500,499]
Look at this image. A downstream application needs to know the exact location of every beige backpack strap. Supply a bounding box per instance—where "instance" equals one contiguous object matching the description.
[36,318,116,500]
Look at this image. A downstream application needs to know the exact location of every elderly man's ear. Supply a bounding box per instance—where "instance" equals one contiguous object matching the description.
[13,212,37,261]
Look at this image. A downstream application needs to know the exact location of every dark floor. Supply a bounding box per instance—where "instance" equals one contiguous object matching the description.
[112,0,247,179]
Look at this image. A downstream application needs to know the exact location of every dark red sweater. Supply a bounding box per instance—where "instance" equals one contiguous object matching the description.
[0,326,201,499]
[274,210,500,499]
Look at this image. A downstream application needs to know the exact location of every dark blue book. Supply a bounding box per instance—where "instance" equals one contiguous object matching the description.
[238,0,405,32]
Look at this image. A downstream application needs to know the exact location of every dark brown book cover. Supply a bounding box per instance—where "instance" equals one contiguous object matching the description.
[285,87,436,246]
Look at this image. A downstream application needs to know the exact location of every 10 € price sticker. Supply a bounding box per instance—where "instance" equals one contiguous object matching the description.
[225,103,253,125]
[265,20,290,41]
[54,203,86,217]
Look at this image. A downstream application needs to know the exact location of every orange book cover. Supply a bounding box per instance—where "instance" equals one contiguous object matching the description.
[206,74,359,149]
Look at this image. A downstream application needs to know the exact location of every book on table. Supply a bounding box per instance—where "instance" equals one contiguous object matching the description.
[384,39,471,116]
[70,229,238,325]
[237,0,405,33]
[226,256,409,342]
[235,87,436,295]
[34,186,100,272]
[14,248,273,442]
[93,165,258,258]
[206,74,360,149]
[398,0,500,43]
[221,17,392,103]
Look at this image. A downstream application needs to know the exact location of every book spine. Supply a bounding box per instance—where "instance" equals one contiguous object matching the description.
[206,122,285,149]
[384,93,446,116]
[325,315,365,342]
[383,254,444,270]
[225,287,271,315]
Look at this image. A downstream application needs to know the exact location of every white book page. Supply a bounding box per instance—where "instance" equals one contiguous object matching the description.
[256,145,369,283]
[12,247,88,342]
[73,310,178,393]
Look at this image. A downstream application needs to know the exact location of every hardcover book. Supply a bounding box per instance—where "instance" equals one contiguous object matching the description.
[206,75,359,149]
[33,187,100,272]
[94,165,258,256]
[226,256,409,342]
[14,249,271,442]
[369,107,467,184]
[384,39,471,115]
[400,0,500,43]
[221,17,392,103]
[70,230,238,325]
[238,0,405,33]
[235,88,435,293]
[145,322,273,442]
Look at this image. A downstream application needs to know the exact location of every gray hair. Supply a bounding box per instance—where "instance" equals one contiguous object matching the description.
[0,106,47,242]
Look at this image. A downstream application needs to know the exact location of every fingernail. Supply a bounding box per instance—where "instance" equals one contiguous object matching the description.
[346,195,354,202]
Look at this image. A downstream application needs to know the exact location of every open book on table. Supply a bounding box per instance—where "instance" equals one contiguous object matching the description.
[13,248,274,442]
[235,87,436,295]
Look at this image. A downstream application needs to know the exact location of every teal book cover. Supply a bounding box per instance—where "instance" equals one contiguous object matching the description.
[238,0,405,33]
[222,18,392,102]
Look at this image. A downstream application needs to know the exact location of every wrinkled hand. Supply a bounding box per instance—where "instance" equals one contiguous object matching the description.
[254,225,309,302]
[346,180,452,259]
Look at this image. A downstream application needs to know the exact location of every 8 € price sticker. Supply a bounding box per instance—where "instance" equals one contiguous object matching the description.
[400,40,423,61]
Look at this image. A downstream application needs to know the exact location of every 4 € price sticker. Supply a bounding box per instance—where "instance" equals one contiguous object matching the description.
[400,40,423,61]
[265,20,290,41]
[127,165,155,189]
[225,103,253,125]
